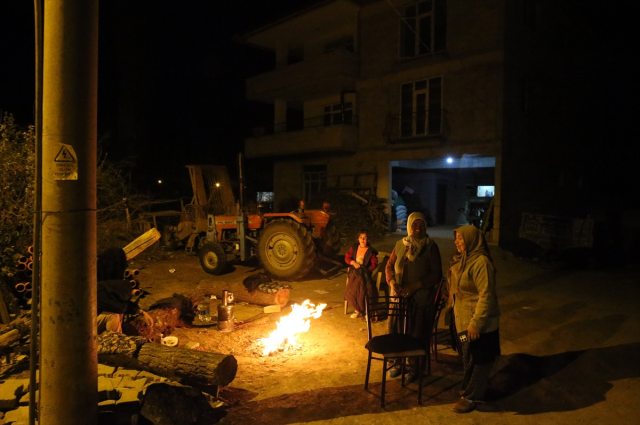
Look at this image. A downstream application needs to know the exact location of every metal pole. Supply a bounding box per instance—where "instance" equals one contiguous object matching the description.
[238,152,245,213]
[29,0,43,423]
[40,0,99,423]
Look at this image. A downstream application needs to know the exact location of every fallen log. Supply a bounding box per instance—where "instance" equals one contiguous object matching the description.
[97,332,237,386]
[0,314,31,349]
[196,279,290,307]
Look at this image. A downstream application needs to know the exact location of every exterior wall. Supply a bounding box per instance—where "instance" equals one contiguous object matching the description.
[245,0,506,243]
[273,162,302,211]
[500,0,599,247]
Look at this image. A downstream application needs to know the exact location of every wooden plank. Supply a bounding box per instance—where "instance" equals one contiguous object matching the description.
[123,228,161,260]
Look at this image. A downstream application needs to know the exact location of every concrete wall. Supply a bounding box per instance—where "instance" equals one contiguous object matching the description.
[499,0,600,247]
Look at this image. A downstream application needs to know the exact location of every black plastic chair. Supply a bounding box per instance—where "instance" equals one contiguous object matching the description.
[364,295,428,407]
[430,278,449,363]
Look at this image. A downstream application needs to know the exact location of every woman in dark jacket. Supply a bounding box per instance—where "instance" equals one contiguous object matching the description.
[344,230,378,318]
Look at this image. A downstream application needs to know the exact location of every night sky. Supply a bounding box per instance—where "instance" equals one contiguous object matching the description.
[0,0,637,205]
[0,0,320,197]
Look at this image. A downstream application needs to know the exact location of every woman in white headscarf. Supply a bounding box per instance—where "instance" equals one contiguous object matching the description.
[385,212,442,383]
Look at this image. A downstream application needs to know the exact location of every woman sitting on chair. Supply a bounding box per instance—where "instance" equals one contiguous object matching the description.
[344,230,378,319]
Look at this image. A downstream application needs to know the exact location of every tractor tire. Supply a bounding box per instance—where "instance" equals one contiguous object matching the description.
[199,243,227,275]
[319,220,342,257]
[258,218,316,280]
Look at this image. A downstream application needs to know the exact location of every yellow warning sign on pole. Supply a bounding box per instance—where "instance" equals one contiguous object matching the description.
[53,144,78,180]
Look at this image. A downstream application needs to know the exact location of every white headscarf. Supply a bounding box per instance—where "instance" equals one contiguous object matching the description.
[402,212,429,262]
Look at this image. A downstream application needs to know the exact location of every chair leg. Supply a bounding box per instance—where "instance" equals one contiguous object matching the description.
[365,351,372,390]
[344,300,348,315]
[400,358,406,387]
[418,356,423,405]
[381,358,387,408]
[433,330,438,363]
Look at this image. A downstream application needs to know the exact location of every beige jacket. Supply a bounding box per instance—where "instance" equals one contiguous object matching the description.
[452,254,500,334]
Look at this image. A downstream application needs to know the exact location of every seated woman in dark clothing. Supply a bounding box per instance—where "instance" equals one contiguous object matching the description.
[344,230,379,319]
[97,280,153,333]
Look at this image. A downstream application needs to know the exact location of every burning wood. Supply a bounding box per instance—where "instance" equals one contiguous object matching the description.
[259,300,326,356]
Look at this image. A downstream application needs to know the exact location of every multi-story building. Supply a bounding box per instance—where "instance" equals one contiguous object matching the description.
[237,0,597,247]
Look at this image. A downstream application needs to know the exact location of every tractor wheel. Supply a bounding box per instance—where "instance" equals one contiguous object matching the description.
[319,220,342,257]
[258,218,316,280]
[199,243,227,275]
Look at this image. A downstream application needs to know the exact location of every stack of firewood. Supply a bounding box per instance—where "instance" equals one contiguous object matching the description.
[309,191,389,244]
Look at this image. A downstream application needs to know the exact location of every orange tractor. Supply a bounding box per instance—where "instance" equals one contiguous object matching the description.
[167,154,341,280]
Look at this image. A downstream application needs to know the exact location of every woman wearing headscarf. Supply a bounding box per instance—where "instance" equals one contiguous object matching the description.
[385,212,442,382]
[448,225,500,413]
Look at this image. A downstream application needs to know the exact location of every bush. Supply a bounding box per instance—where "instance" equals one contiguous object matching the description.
[0,113,152,276]
[0,114,35,276]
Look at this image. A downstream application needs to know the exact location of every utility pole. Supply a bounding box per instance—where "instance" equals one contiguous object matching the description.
[39,0,99,423]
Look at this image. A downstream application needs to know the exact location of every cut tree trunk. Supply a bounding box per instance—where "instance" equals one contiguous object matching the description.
[196,279,289,307]
[97,332,237,386]
[0,314,31,349]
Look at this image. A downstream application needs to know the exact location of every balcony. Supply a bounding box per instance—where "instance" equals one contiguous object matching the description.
[246,49,359,102]
[245,115,358,158]
[383,110,447,143]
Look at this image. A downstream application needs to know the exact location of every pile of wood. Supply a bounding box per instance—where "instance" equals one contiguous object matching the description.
[309,191,389,244]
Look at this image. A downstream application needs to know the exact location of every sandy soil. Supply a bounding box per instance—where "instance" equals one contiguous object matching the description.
[129,232,640,425]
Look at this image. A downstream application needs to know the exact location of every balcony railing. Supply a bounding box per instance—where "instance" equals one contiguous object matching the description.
[252,114,359,137]
[383,110,446,143]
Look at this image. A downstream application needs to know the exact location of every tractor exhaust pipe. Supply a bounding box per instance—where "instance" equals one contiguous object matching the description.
[237,152,245,213]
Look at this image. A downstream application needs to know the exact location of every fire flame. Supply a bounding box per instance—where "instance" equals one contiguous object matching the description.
[259,299,327,356]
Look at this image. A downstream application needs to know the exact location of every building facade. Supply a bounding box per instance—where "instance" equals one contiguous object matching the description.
[238,0,596,247]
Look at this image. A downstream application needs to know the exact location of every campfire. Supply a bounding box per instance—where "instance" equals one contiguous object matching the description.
[259,299,326,356]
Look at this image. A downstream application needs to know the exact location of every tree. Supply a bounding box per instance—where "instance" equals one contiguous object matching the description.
[0,113,35,275]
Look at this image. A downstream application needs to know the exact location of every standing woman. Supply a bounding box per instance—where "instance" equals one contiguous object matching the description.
[344,230,378,319]
[449,225,500,413]
[385,212,442,382]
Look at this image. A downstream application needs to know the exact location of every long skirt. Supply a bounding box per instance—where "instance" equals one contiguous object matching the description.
[344,266,377,314]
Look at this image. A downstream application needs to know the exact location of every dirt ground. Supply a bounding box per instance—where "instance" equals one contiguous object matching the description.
[128,231,640,425]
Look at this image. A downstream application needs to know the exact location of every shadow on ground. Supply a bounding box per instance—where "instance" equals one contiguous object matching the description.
[221,341,640,422]
[484,341,640,415]
[220,362,462,424]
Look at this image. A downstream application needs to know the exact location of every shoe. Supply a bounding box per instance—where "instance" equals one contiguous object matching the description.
[389,367,402,378]
[406,373,420,384]
[453,397,476,413]
[350,311,363,319]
